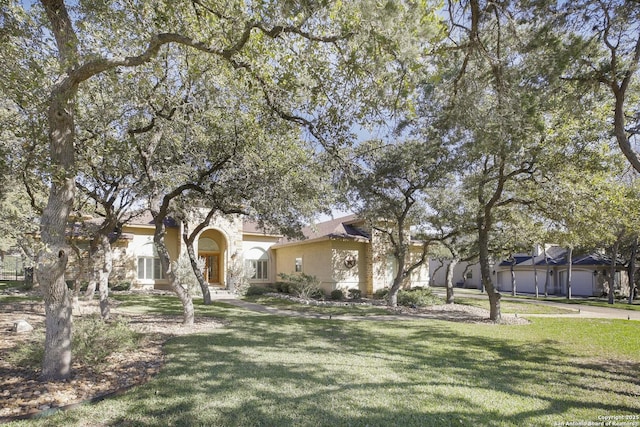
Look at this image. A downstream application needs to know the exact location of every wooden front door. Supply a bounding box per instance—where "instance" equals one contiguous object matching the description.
[204,254,219,284]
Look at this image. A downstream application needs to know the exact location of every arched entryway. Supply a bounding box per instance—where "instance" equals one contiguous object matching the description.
[197,229,227,287]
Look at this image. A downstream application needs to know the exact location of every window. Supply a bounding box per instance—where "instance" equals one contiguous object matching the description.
[137,257,164,280]
[245,247,269,280]
[247,259,268,280]
[295,257,303,273]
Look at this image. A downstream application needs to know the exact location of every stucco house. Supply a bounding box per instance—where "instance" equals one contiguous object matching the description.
[113,212,429,296]
[430,245,630,297]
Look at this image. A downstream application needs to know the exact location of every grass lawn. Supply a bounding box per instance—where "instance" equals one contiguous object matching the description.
[445,287,640,312]
[551,298,640,312]
[10,294,640,427]
[244,295,392,316]
[453,297,577,315]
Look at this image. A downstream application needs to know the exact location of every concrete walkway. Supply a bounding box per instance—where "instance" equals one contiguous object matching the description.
[210,290,640,321]
[213,297,452,322]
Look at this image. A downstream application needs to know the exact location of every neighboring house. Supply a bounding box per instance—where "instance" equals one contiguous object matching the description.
[113,212,429,296]
[495,246,629,297]
[431,245,630,298]
[429,259,484,290]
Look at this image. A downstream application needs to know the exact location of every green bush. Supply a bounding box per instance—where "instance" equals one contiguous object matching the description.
[397,288,442,307]
[6,334,44,368]
[6,315,140,371]
[245,285,273,296]
[278,273,324,300]
[274,281,291,294]
[373,288,389,300]
[73,314,139,369]
[110,281,131,291]
[308,287,326,300]
[330,289,344,300]
[348,288,362,300]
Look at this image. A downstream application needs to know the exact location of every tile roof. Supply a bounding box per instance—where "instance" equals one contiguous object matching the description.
[300,214,369,241]
[126,210,179,227]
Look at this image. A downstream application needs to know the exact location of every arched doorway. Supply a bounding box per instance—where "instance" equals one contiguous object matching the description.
[197,230,227,287]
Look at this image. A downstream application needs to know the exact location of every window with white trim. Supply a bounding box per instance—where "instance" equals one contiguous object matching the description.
[245,247,269,281]
[295,257,303,273]
[136,242,164,280]
[247,259,268,280]
[137,257,164,280]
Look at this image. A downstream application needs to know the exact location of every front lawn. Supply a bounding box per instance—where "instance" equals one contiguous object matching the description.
[11,295,640,427]
[454,297,577,315]
[244,295,392,316]
[552,298,640,312]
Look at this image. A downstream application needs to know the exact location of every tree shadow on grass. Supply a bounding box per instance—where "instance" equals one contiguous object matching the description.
[52,312,640,427]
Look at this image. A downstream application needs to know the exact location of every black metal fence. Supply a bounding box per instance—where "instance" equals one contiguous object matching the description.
[0,256,25,281]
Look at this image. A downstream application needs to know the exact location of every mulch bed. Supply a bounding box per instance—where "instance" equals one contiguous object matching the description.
[0,297,225,421]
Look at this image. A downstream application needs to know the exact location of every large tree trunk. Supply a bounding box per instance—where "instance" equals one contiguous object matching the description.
[98,235,112,319]
[38,86,77,381]
[183,221,212,305]
[510,256,517,296]
[38,0,81,382]
[566,246,573,300]
[153,215,194,325]
[445,258,458,304]
[39,246,74,381]
[387,252,406,307]
[629,236,638,304]
[608,240,619,305]
[533,247,539,298]
[478,224,501,321]
[543,245,550,297]
[84,257,98,300]
[387,272,404,307]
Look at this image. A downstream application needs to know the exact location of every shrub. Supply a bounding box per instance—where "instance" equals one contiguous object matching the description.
[227,255,253,296]
[373,288,389,300]
[6,333,44,368]
[330,289,344,300]
[245,285,272,296]
[110,281,131,291]
[347,288,362,300]
[307,287,326,300]
[73,314,139,369]
[274,281,289,293]
[397,288,443,307]
[278,273,324,300]
[6,315,140,371]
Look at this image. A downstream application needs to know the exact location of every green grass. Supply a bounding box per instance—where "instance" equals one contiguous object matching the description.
[244,295,391,316]
[0,280,31,294]
[550,298,640,312]
[440,287,640,312]
[9,295,640,427]
[454,297,577,315]
[0,294,41,303]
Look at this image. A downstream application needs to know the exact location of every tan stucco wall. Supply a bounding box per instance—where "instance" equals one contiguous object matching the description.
[330,240,367,293]
[274,240,334,293]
